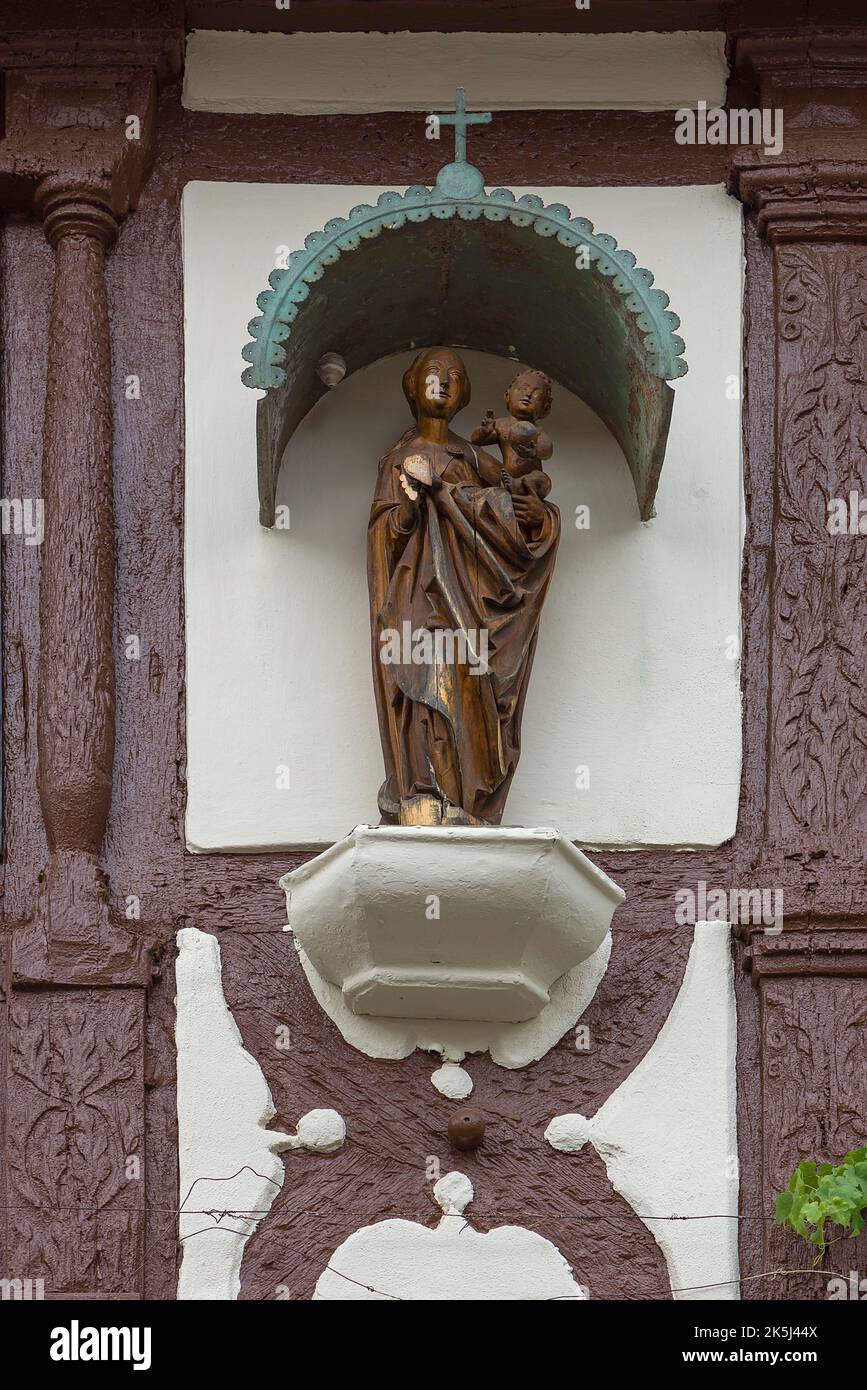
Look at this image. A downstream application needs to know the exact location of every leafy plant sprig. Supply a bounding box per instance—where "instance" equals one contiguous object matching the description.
[775,1147,867,1255]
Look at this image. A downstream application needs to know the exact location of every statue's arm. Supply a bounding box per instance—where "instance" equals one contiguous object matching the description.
[471,442,506,487]
[471,412,497,447]
[370,455,421,548]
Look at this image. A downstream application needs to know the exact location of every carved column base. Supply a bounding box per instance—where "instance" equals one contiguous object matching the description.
[10,852,154,988]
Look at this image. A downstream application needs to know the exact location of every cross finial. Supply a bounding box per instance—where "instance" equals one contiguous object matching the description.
[434,87,492,164]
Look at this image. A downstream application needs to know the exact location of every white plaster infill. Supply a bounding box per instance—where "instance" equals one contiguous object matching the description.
[544,922,739,1301]
[282,822,622,1025]
[431,1061,473,1098]
[282,1108,346,1155]
[175,928,349,1299]
[184,30,727,115]
[176,928,291,1300]
[314,1172,588,1301]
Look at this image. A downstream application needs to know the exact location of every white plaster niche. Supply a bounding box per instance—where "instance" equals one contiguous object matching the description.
[281,824,623,1062]
[184,184,743,852]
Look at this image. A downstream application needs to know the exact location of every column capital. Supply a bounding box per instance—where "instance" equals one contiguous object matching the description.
[728,30,867,240]
[0,30,181,223]
[32,176,118,247]
[736,920,867,984]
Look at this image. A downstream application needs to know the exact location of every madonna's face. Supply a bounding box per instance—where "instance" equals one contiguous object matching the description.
[414,350,468,420]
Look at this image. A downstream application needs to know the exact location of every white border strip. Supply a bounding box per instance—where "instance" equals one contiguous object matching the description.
[183,29,727,115]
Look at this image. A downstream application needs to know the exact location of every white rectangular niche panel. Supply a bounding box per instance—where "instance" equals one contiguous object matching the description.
[183,181,743,850]
[183,30,727,115]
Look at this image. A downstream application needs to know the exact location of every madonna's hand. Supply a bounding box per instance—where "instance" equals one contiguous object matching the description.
[512,493,546,531]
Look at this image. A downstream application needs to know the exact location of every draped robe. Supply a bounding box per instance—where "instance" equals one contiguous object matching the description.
[367,428,560,824]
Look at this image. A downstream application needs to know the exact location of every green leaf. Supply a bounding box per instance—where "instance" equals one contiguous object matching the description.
[774,1147,867,1255]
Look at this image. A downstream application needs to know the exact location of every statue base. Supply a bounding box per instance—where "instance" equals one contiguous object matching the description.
[396,794,484,827]
[280,825,624,1026]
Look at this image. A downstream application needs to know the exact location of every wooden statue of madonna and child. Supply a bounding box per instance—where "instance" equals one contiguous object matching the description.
[368,346,560,828]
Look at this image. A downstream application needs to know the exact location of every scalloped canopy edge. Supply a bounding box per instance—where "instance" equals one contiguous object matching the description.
[241,179,687,525]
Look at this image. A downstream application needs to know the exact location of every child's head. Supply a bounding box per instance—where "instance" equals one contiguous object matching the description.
[505,369,553,422]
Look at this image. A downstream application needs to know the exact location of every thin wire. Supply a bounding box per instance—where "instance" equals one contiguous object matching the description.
[178,1164,280,1214]
[0,1200,790,1221]
[3,1178,842,1299]
[323,1265,402,1300]
[309,1263,844,1303]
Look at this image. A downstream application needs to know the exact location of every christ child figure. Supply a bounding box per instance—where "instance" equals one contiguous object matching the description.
[472,368,554,498]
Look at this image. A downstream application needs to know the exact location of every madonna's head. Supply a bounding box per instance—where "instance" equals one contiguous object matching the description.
[403,347,471,422]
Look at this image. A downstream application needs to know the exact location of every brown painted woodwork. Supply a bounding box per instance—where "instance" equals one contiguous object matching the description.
[36,187,117,955]
[2,0,803,39]
[729,31,867,1298]
[8,990,146,1296]
[0,39,181,1297]
[448,1111,486,1151]
[0,7,866,1302]
[183,0,866,37]
[217,923,679,1300]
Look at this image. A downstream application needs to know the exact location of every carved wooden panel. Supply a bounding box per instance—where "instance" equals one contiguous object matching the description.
[6,990,145,1296]
[771,244,867,854]
[759,976,867,1298]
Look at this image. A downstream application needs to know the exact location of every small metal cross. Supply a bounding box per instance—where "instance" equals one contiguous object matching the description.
[434,87,492,164]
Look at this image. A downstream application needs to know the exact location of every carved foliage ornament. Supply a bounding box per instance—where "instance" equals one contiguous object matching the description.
[773,246,867,844]
[8,994,144,1294]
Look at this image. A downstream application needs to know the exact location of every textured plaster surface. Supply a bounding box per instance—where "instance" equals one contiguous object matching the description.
[431,1063,473,1098]
[545,922,739,1300]
[176,929,352,1298]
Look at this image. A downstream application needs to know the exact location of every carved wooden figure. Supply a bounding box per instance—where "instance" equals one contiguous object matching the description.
[367,347,560,827]
[472,367,554,499]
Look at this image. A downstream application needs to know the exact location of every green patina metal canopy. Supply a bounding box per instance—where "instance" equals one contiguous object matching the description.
[242,90,687,527]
